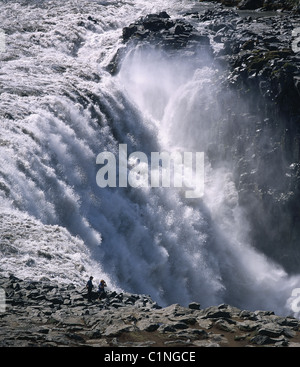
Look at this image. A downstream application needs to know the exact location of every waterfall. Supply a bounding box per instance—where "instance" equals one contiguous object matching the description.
[0,0,299,316]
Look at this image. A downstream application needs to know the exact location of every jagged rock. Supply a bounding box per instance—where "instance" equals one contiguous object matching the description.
[282,328,296,338]
[189,302,201,310]
[178,328,209,340]
[171,315,197,325]
[215,319,236,332]
[251,334,288,345]
[122,25,138,42]
[257,323,284,338]
[238,0,264,9]
[158,324,177,332]
[136,319,160,332]
[239,310,257,320]
[61,316,86,327]
[170,321,190,330]
[202,306,231,319]
[237,320,260,332]
[107,10,213,75]
[280,318,299,329]
[250,334,272,345]
[46,295,64,305]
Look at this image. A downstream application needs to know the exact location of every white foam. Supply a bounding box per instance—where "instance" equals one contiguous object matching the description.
[0,0,299,316]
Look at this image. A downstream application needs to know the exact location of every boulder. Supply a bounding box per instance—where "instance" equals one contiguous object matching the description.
[136,319,160,332]
[215,319,236,332]
[46,295,64,305]
[202,306,231,319]
[257,323,284,338]
[237,320,260,332]
[189,302,201,310]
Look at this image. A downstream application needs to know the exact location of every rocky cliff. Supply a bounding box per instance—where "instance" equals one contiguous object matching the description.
[200,0,300,12]
[209,8,300,272]
[1,274,300,347]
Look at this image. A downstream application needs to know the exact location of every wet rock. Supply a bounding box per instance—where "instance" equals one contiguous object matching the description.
[107,10,213,75]
[122,25,138,42]
[238,0,264,10]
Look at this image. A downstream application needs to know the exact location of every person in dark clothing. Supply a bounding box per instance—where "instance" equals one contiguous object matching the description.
[98,279,107,300]
[86,276,94,301]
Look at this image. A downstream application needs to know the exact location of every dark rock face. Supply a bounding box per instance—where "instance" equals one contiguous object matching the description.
[200,0,300,12]
[106,11,212,75]
[122,12,201,47]
[238,0,264,9]
[201,8,300,272]
[1,274,300,347]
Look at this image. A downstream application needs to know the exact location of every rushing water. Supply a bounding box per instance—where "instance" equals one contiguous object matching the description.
[0,0,300,316]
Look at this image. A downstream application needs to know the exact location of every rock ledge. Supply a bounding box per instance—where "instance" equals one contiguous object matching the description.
[1,275,300,347]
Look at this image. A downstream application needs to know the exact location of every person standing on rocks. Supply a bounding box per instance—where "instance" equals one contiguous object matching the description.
[86,276,94,302]
[98,279,107,300]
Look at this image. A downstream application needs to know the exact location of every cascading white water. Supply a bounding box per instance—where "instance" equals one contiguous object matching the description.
[0,0,300,316]
[117,42,300,314]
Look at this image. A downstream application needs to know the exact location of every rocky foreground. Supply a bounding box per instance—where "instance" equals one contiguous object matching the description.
[0,274,300,347]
